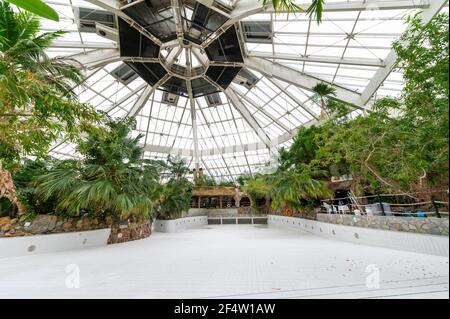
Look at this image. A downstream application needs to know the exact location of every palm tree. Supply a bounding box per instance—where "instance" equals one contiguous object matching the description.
[268,168,331,211]
[0,1,83,98]
[166,155,190,180]
[262,0,325,24]
[0,2,99,215]
[312,82,336,119]
[242,166,331,213]
[242,176,271,208]
[7,0,58,21]
[154,155,193,219]
[158,178,192,219]
[35,118,163,219]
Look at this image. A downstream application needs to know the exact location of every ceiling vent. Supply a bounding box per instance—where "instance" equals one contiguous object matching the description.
[213,1,233,15]
[111,63,139,85]
[206,93,222,107]
[233,69,259,89]
[241,21,272,43]
[162,91,180,106]
[74,7,116,33]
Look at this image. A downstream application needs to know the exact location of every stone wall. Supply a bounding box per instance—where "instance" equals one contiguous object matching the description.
[108,218,151,244]
[0,215,152,244]
[316,213,449,236]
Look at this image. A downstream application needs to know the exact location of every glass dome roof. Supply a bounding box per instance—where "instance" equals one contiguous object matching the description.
[43,0,448,181]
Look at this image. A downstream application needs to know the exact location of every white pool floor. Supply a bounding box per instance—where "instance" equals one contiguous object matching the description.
[0,225,448,299]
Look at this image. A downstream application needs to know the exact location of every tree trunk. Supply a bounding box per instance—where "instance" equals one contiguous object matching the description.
[0,161,27,216]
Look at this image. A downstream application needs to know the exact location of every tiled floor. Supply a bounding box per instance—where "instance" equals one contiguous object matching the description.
[0,225,448,298]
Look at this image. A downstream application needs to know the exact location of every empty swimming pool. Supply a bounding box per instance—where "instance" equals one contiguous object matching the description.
[0,225,448,299]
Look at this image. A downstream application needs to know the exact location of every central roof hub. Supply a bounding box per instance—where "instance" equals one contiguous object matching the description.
[117,0,244,97]
[159,41,209,79]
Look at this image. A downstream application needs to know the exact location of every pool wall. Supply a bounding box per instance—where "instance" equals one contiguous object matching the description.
[317,213,448,236]
[153,216,208,233]
[0,228,111,258]
[268,215,449,257]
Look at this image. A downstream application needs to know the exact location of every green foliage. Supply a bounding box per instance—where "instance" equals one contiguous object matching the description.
[7,0,58,21]
[242,168,330,210]
[195,174,217,187]
[267,166,331,210]
[242,176,271,208]
[261,0,304,15]
[305,0,325,23]
[319,14,449,194]
[312,82,337,119]
[260,0,324,24]
[158,178,192,219]
[279,125,325,171]
[236,174,252,187]
[0,1,101,169]
[239,13,449,202]
[157,155,192,219]
[165,155,190,179]
[35,118,163,218]
[219,180,235,187]
[12,159,53,214]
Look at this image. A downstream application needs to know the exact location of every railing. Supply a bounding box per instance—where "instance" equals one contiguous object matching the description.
[321,192,449,218]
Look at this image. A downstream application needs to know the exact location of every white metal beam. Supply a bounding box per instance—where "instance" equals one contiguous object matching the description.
[247,52,385,68]
[264,1,431,13]
[226,0,431,17]
[201,0,432,47]
[171,0,184,41]
[244,57,367,109]
[51,41,117,50]
[141,144,193,156]
[128,74,171,117]
[95,22,119,42]
[265,77,319,120]
[104,82,147,113]
[85,0,162,46]
[232,87,291,133]
[361,0,447,105]
[65,48,159,70]
[225,87,276,155]
[66,49,121,69]
[185,49,200,170]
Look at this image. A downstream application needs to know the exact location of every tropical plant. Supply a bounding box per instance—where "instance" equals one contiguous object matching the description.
[35,118,163,219]
[157,155,192,219]
[312,82,336,119]
[158,178,192,219]
[241,176,271,208]
[195,174,217,187]
[242,166,330,211]
[279,125,325,171]
[11,159,53,215]
[267,166,331,211]
[305,0,325,23]
[236,173,252,187]
[165,155,190,179]
[219,180,235,187]
[7,0,58,21]
[0,1,100,165]
[261,0,325,23]
[278,14,449,198]
[0,1,100,213]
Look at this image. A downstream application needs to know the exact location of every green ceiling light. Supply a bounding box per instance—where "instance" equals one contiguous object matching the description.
[7,0,59,21]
